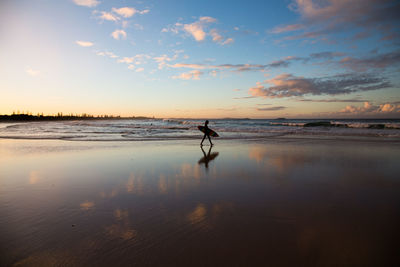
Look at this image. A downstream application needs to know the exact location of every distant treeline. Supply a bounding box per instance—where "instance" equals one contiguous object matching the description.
[0,113,152,122]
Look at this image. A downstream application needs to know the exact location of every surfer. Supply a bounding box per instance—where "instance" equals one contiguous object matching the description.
[200,120,213,146]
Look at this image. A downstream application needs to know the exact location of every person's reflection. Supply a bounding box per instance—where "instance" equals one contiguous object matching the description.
[198,146,219,169]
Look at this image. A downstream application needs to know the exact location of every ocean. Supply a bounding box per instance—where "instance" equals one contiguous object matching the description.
[1,118,399,141]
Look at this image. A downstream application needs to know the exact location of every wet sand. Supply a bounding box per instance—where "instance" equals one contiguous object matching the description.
[0,138,399,266]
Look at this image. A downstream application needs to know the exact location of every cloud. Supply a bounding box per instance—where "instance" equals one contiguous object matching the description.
[167,51,345,75]
[112,7,136,18]
[299,98,368,103]
[210,29,223,42]
[170,60,293,72]
[233,96,256,99]
[26,67,40,77]
[210,70,218,77]
[75,40,94,47]
[111,7,149,18]
[249,73,391,98]
[209,29,234,45]
[339,101,400,115]
[177,17,217,41]
[308,51,345,60]
[161,23,182,34]
[184,23,207,41]
[270,23,304,33]
[118,57,135,64]
[111,29,127,40]
[96,51,118,58]
[172,70,203,80]
[73,0,100,8]
[170,63,209,70]
[209,29,235,45]
[267,59,292,68]
[162,16,235,45]
[257,106,286,111]
[139,9,150,15]
[94,6,149,24]
[170,63,267,72]
[379,103,397,112]
[199,16,217,23]
[221,38,234,45]
[272,0,400,44]
[117,54,151,70]
[153,51,181,69]
[339,50,400,71]
[98,11,119,21]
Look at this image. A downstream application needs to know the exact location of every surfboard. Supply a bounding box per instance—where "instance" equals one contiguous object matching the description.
[198,126,219,137]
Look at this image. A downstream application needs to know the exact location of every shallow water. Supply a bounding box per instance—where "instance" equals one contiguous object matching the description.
[1,118,400,141]
[0,139,399,266]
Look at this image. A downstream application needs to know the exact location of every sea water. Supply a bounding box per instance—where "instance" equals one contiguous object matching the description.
[0,118,399,141]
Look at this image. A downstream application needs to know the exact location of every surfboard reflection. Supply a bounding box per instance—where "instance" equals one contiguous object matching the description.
[198,146,219,169]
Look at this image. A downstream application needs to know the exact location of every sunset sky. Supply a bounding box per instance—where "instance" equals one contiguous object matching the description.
[1,0,399,118]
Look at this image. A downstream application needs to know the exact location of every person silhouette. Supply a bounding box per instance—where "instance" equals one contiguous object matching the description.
[200,120,213,146]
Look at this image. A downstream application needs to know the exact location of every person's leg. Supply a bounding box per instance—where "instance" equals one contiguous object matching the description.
[201,134,206,145]
[207,134,213,145]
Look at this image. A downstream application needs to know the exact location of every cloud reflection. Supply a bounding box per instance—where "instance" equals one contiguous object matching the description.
[187,203,207,225]
[158,174,168,194]
[126,172,144,194]
[177,163,202,179]
[80,201,95,210]
[105,209,137,240]
[248,145,311,174]
[29,170,40,184]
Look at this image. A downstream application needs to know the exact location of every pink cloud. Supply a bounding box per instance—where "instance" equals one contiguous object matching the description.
[172,70,203,80]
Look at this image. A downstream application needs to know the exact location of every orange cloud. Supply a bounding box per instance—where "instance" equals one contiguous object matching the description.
[340,102,400,115]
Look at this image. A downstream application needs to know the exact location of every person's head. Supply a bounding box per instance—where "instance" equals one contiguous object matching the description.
[205,120,209,125]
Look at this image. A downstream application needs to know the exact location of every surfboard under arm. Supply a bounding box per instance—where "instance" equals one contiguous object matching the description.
[198,126,219,137]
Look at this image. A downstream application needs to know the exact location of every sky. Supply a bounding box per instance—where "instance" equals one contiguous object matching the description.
[0,0,399,118]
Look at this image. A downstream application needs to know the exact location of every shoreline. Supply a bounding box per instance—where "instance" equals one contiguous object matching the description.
[1,133,400,143]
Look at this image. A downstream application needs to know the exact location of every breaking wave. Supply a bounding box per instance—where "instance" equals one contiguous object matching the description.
[1,118,399,141]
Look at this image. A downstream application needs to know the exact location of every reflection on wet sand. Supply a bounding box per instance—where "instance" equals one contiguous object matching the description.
[187,203,207,225]
[177,163,202,179]
[29,170,41,185]
[158,174,168,194]
[80,201,95,210]
[248,145,310,173]
[105,209,137,241]
[198,146,219,169]
[1,140,399,266]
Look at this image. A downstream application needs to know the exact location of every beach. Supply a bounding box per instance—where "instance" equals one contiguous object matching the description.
[1,136,399,266]
[2,0,400,265]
